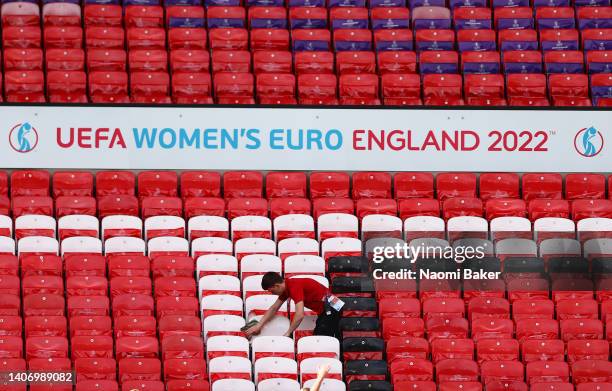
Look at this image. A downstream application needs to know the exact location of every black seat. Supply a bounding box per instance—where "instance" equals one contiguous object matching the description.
[348,380,393,391]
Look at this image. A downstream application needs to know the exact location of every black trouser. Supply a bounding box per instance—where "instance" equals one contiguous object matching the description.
[313,300,343,338]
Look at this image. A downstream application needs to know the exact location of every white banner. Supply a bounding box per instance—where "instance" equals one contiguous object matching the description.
[1,106,610,172]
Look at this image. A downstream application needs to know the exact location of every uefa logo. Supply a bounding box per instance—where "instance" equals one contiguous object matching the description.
[574,127,604,158]
[8,122,38,153]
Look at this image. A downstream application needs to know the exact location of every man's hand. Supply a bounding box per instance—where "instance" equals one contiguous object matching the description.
[244,323,262,338]
[316,364,331,380]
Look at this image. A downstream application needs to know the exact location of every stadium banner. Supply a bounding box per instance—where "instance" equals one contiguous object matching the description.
[1,106,610,172]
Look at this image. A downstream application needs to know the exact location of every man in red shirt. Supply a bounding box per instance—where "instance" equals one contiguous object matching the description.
[244,272,343,338]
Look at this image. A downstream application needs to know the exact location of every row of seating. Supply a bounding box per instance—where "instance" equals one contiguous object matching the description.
[5,170,612,200]
[3,25,612,51]
[7,48,611,77]
[4,193,612,222]
[1,227,611,258]
[2,0,608,6]
[1,209,611,245]
[5,68,612,105]
[1,231,611,391]
[5,4,610,28]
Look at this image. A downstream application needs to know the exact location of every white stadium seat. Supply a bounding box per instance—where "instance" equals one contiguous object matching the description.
[273,214,315,241]
[257,378,300,391]
[533,217,576,242]
[447,216,488,242]
[203,315,246,341]
[240,254,282,280]
[318,213,358,240]
[148,236,189,257]
[277,238,319,260]
[58,214,99,240]
[196,254,238,278]
[321,237,362,261]
[201,294,244,320]
[211,379,255,391]
[252,335,295,361]
[300,357,343,383]
[209,357,252,385]
[303,379,347,391]
[104,236,146,255]
[234,238,275,260]
[254,357,298,384]
[361,214,402,241]
[231,215,272,241]
[192,237,233,258]
[577,217,612,243]
[242,275,265,300]
[188,215,229,240]
[490,217,532,242]
[0,236,16,254]
[199,275,241,300]
[61,236,102,255]
[297,336,340,361]
[0,215,12,237]
[284,255,326,278]
[206,335,250,361]
[18,236,59,255]
[15,214,56,239]
[144,215,185,240]
[403,216,445,241]
[101,215,142,240]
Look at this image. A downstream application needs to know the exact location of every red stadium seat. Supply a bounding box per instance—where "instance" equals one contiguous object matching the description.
[129,50,167,72]
[87,49,126,72]
[4,48,43,71]
[125,5,163,27]
[572,199,612,220]
[170,50,209,74]
[339,74,380,105]
[214,72,255,104]
[86,26,124,49]
[98,195,139,218]
[298,74,338,105]
[382,74,421,106]
[565,174,606,200]
[209,28,248,51]
[183,197,225,219]
[172,73,213,104]
[423,74,463,105]
[89,71,129,103]
[251,28,290,51]
[168,28,207,50]
[465,74,504,102]
[130,71,171,103]
[253,51,293,75]
[390,358,433,383]
[3,26,41,49]
[336,51,376,75]
[126,27,166,51]
[256,73,297,104]
[378,51,417,75]
[84,4,122,27]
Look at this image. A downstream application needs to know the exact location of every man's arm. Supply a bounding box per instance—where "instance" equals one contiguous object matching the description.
[245,297,284,337]
[284,301,305,338]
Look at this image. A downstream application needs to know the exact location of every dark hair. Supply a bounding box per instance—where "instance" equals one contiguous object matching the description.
[261,272,284,290]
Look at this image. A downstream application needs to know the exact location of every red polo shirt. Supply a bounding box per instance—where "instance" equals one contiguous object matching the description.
[281,278,328,314]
